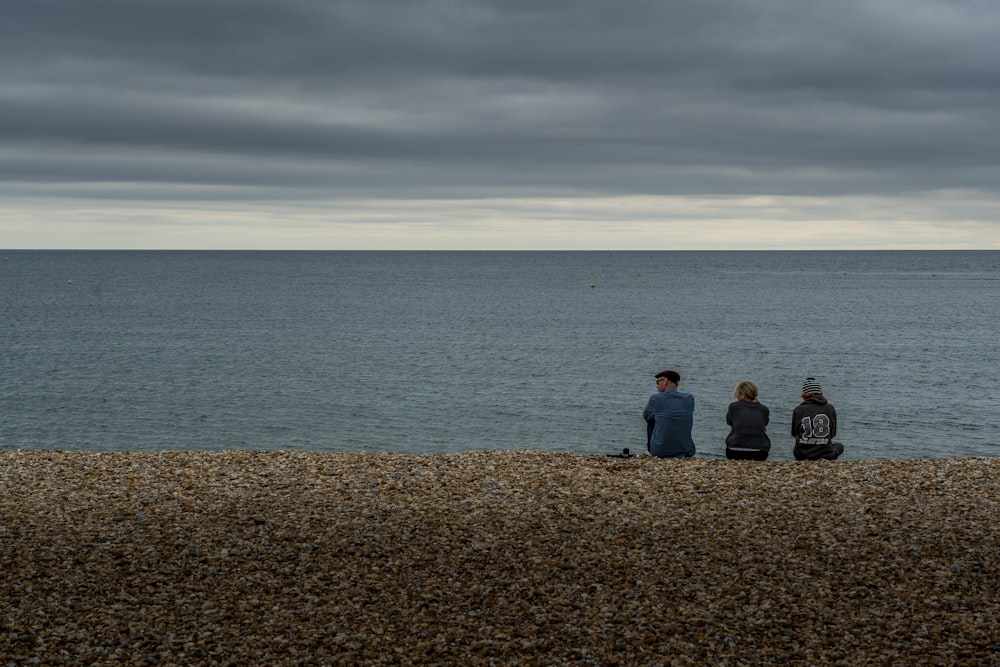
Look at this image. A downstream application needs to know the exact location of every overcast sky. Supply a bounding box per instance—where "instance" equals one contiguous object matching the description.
[3,0,1000,249]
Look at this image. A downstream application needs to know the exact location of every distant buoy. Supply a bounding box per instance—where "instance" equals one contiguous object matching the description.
[67,279,73,285]
[590,283,596,288]
[931,273,937,278]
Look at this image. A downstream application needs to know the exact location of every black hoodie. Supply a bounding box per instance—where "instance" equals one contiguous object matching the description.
[791,395,838,460]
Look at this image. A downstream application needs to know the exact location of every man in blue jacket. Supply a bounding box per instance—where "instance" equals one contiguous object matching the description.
[643,370,696,458]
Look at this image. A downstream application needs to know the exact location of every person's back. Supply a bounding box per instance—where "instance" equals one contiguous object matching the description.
[643,370,696,458]
[791,377,843,460]
[725,381,771,460]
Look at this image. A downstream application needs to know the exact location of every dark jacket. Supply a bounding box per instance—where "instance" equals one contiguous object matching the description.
[791,396,839,460]
[725,400,771,452]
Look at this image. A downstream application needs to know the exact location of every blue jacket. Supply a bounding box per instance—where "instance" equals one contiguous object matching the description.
[643,388,696,458]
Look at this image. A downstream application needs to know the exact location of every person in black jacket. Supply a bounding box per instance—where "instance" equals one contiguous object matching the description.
[725,380,771,461]
[791,377,844,460]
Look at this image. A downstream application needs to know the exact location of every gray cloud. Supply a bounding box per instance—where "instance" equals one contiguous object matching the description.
[3,0,1000,215]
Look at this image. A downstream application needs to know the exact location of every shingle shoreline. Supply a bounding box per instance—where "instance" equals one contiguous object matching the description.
[2,450,998,665]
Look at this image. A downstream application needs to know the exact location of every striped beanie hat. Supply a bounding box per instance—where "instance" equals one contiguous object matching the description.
[802,377,823,395]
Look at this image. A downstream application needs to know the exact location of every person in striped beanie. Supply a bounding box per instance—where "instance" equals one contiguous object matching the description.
[791,377,844,460]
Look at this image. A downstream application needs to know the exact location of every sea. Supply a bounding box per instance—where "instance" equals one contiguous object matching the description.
[2,250,998,461]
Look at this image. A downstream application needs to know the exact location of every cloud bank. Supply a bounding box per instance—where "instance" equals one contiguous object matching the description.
[3,0,1000,248]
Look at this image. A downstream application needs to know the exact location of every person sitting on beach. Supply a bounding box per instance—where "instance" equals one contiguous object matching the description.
[725,380,771,461]
[643,370,696,458]
[792,377,844,460]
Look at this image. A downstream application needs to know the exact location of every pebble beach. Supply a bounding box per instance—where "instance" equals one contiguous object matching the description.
[1,450,997,666]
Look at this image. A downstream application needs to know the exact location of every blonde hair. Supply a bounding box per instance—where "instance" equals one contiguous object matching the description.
[734,381,759,403]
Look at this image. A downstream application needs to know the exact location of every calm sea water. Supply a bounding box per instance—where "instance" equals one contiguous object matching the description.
[2,250,998,460]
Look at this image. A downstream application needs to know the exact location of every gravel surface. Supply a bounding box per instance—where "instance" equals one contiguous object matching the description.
[2,450,998,665]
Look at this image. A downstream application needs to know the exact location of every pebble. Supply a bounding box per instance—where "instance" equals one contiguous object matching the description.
[1,450,997,664]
